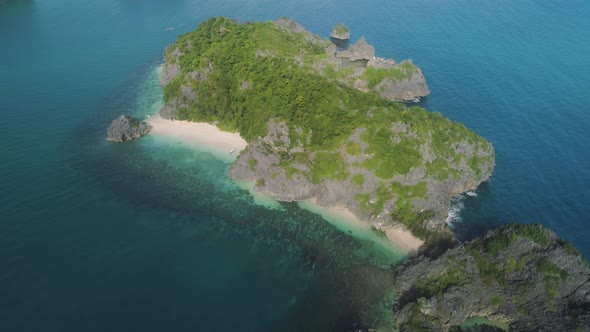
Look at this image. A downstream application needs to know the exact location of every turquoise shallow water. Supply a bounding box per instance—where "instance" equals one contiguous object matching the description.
[1,0,590,330]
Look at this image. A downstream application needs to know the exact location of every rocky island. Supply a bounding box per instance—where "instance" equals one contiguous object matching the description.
[106,115,152,142]
[151,17,590,330]
[330,23,350,40]
[159,17,491,241]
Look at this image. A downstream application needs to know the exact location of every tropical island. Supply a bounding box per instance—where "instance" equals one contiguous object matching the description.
[156,17,493,244]
[109,17,590,331]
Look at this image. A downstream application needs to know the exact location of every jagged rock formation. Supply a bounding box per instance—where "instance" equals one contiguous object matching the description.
[337,37,375,61]
[106,115,152,142]
[393,224,590,331]
[229,118,494,237]
[159,17,493,238]
[330,23,351,40]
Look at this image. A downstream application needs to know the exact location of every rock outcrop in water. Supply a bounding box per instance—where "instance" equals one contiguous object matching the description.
[330,23,351,40]
[158,17,493,239]
[106,115,152,142]
[393,224,590,331]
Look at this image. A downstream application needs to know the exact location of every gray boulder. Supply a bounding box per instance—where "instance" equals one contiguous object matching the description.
[106,115,152,142]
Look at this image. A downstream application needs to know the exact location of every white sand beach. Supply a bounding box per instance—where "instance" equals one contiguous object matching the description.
[146,115,247,160]
[385,226,424,253]
[299,198,423,254]
[146,114,423,254]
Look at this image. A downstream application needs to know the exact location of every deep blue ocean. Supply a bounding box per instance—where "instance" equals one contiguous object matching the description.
[1,0,589,330]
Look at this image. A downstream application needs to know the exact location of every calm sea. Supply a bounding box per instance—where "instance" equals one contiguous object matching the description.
[1,0,589,330]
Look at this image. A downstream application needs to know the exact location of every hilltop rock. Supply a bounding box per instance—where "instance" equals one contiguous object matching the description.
[393,224,590,331]
[330,23,350,40]
[106,115,152,142]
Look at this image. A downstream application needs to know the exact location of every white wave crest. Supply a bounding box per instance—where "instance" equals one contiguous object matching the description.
[445,197,465,227]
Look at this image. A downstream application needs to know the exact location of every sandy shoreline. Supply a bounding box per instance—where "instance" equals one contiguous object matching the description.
[301,198,424,254]
[146,115,247,158]
[385,226,424,253]
[145,115,423,254]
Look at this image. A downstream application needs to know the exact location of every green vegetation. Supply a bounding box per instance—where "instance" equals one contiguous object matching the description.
[361,62,417,88]
[468,224,552,256]
[559,240,581,256]
[407,302,437,332]
[537,257,568,303]
[465,225,564,287]
[310,152,349,184]
[332,23,349,35]
[362,128,421,177]
[490,295,505,306]
[516,224,552,247]
[164,17,493,236]
[417,266,469,297]
[165,17,490,159]
[248,158,258,171]
[345,140,362,155]
[506,257,526,273]
[538,258,568,280]
[351,173,365,187]
[467,248,507,286]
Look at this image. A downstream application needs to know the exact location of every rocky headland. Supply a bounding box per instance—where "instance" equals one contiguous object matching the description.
[394,224,590,331]
[106,115,152,142]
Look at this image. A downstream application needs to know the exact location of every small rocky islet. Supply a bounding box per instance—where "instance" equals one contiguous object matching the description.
[106,115,151,142]
[114,17,590,330]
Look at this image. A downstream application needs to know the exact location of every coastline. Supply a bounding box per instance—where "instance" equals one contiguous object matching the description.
[299,198,423,255]
[145,114,422,256]
[146,115,247,161]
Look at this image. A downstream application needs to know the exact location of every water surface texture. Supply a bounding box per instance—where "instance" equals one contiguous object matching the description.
[1,0,589,331]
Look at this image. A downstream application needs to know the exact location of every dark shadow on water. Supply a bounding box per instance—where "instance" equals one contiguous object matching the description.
[330,37,350,50]
[451,181,508,243]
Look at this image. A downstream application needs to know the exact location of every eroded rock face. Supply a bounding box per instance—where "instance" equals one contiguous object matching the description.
[337,37,375,61]
[393,224,590,331]
[374,64,431,101]
[106,115,152,142]
[229,118,494,236]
